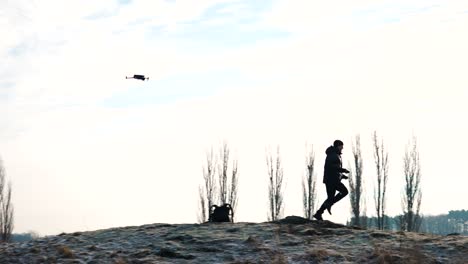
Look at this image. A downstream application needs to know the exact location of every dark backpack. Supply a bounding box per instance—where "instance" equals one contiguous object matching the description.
[209,203,234,222]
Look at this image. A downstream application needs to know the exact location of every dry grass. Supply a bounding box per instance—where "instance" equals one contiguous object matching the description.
[113,258,127,264]
[373,245,400,264]
[270,252,288,264]
[1,216,465,263]
[56,245,74,258]
[291,248,349,263]
[230,251,287,264]
[245,235,263,248]
[400,244,434,264]
[305,249,329,260]
[372,241,433,264]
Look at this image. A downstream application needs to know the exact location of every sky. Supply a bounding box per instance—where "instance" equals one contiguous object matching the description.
[1,0,468,236]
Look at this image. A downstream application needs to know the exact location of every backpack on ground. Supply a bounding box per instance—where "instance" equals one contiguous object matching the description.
[209,203,234,223]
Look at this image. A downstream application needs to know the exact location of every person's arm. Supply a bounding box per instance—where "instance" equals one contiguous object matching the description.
[326,155,349,173]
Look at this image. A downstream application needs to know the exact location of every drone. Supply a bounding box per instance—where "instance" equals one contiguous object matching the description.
[126,74,149,81]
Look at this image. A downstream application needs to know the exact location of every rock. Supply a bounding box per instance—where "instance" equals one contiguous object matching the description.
[157,247,178,258]
[157,247,195,260]
[87,245,98,251]
[226,227,241,233]
[29,247,41,253]
[275,216,313,225]
[370,232,393,238]
[301,229,319,236]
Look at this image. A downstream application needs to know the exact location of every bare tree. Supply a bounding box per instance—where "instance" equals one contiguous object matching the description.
[266,146,284,221]
[219,144,229,205]
[349,135,365,227]
[217,142,239,220]
[198,143,239,223]
[372,131,389,230]
[197,186,207,223]
[401,136,422,232]
[0,158,14,242]
[228,159,238,217]
[198,149,217,223]
[302,144,317,220]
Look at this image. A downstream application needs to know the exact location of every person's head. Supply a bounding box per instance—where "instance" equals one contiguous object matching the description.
[333,140,344,153]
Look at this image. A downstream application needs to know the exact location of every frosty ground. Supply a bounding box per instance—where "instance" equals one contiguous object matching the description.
[0,216,466,263]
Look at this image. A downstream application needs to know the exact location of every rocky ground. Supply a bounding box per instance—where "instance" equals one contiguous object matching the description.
[0,216,467,263]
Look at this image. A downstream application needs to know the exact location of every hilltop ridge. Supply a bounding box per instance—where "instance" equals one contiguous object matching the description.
[0,216,466,263]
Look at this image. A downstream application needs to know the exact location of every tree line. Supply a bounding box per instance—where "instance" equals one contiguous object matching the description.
[198,131,431,234]
[0,157,14,243]
[348,210,468,235]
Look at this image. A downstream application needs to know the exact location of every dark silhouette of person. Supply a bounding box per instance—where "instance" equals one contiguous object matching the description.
[314,140,350,221]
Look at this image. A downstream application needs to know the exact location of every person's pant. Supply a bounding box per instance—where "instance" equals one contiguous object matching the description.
[317,181,349,214]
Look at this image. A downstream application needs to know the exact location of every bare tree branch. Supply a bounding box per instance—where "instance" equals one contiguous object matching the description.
[349,135,364,226]
[0,157,14,242]
[219,142,229,205]
[401,136,422,232]
[266,146,284,221]
[229,158,239,220]
[373,131,389,230]
[198,148,217,223]
[197,186,206,223]
[302,144,316,220]
[218,142,239,222]
[198,142,239,223]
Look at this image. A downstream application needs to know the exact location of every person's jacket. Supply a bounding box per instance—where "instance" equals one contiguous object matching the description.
[323,146,348,184]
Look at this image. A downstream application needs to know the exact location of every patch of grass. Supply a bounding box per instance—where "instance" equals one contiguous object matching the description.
[87,245,98,251]
[372,242,431,264]
[158,247,178,258]
[401,244,432,264]
[270,252,288,264]
[373,245,399,264]
[280,240,302,247]
[56,245,74,258]
[292,248,347,263]
[280,224,295,234]
[245,236,262,248]
[29,247,40,253]
[195,246,223,252]
[305,249,329,261]
[157,247,195,260]
[226,227,241,233]
[301,228,319,236]
[113,258,127,264]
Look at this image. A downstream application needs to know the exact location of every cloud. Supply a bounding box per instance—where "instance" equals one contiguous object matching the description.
[260,0,468,34]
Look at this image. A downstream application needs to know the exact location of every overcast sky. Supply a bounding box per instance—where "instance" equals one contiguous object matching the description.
[1,0,467,236]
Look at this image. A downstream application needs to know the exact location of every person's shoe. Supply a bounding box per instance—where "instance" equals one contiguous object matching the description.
[327,204,332,215]
[313,213,323,221]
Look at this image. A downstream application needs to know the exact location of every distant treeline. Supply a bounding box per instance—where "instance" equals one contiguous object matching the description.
[11,232,40,243]
[347,210,468,235]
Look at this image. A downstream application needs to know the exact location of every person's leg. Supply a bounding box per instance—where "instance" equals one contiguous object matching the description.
[331,182,349,205]
[314,184,336,220]
[326,182,349,215]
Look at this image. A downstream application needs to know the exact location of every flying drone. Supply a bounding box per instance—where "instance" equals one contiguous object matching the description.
[126,74,149,81]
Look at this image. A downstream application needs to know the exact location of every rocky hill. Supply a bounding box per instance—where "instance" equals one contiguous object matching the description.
[0,216,466,263]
